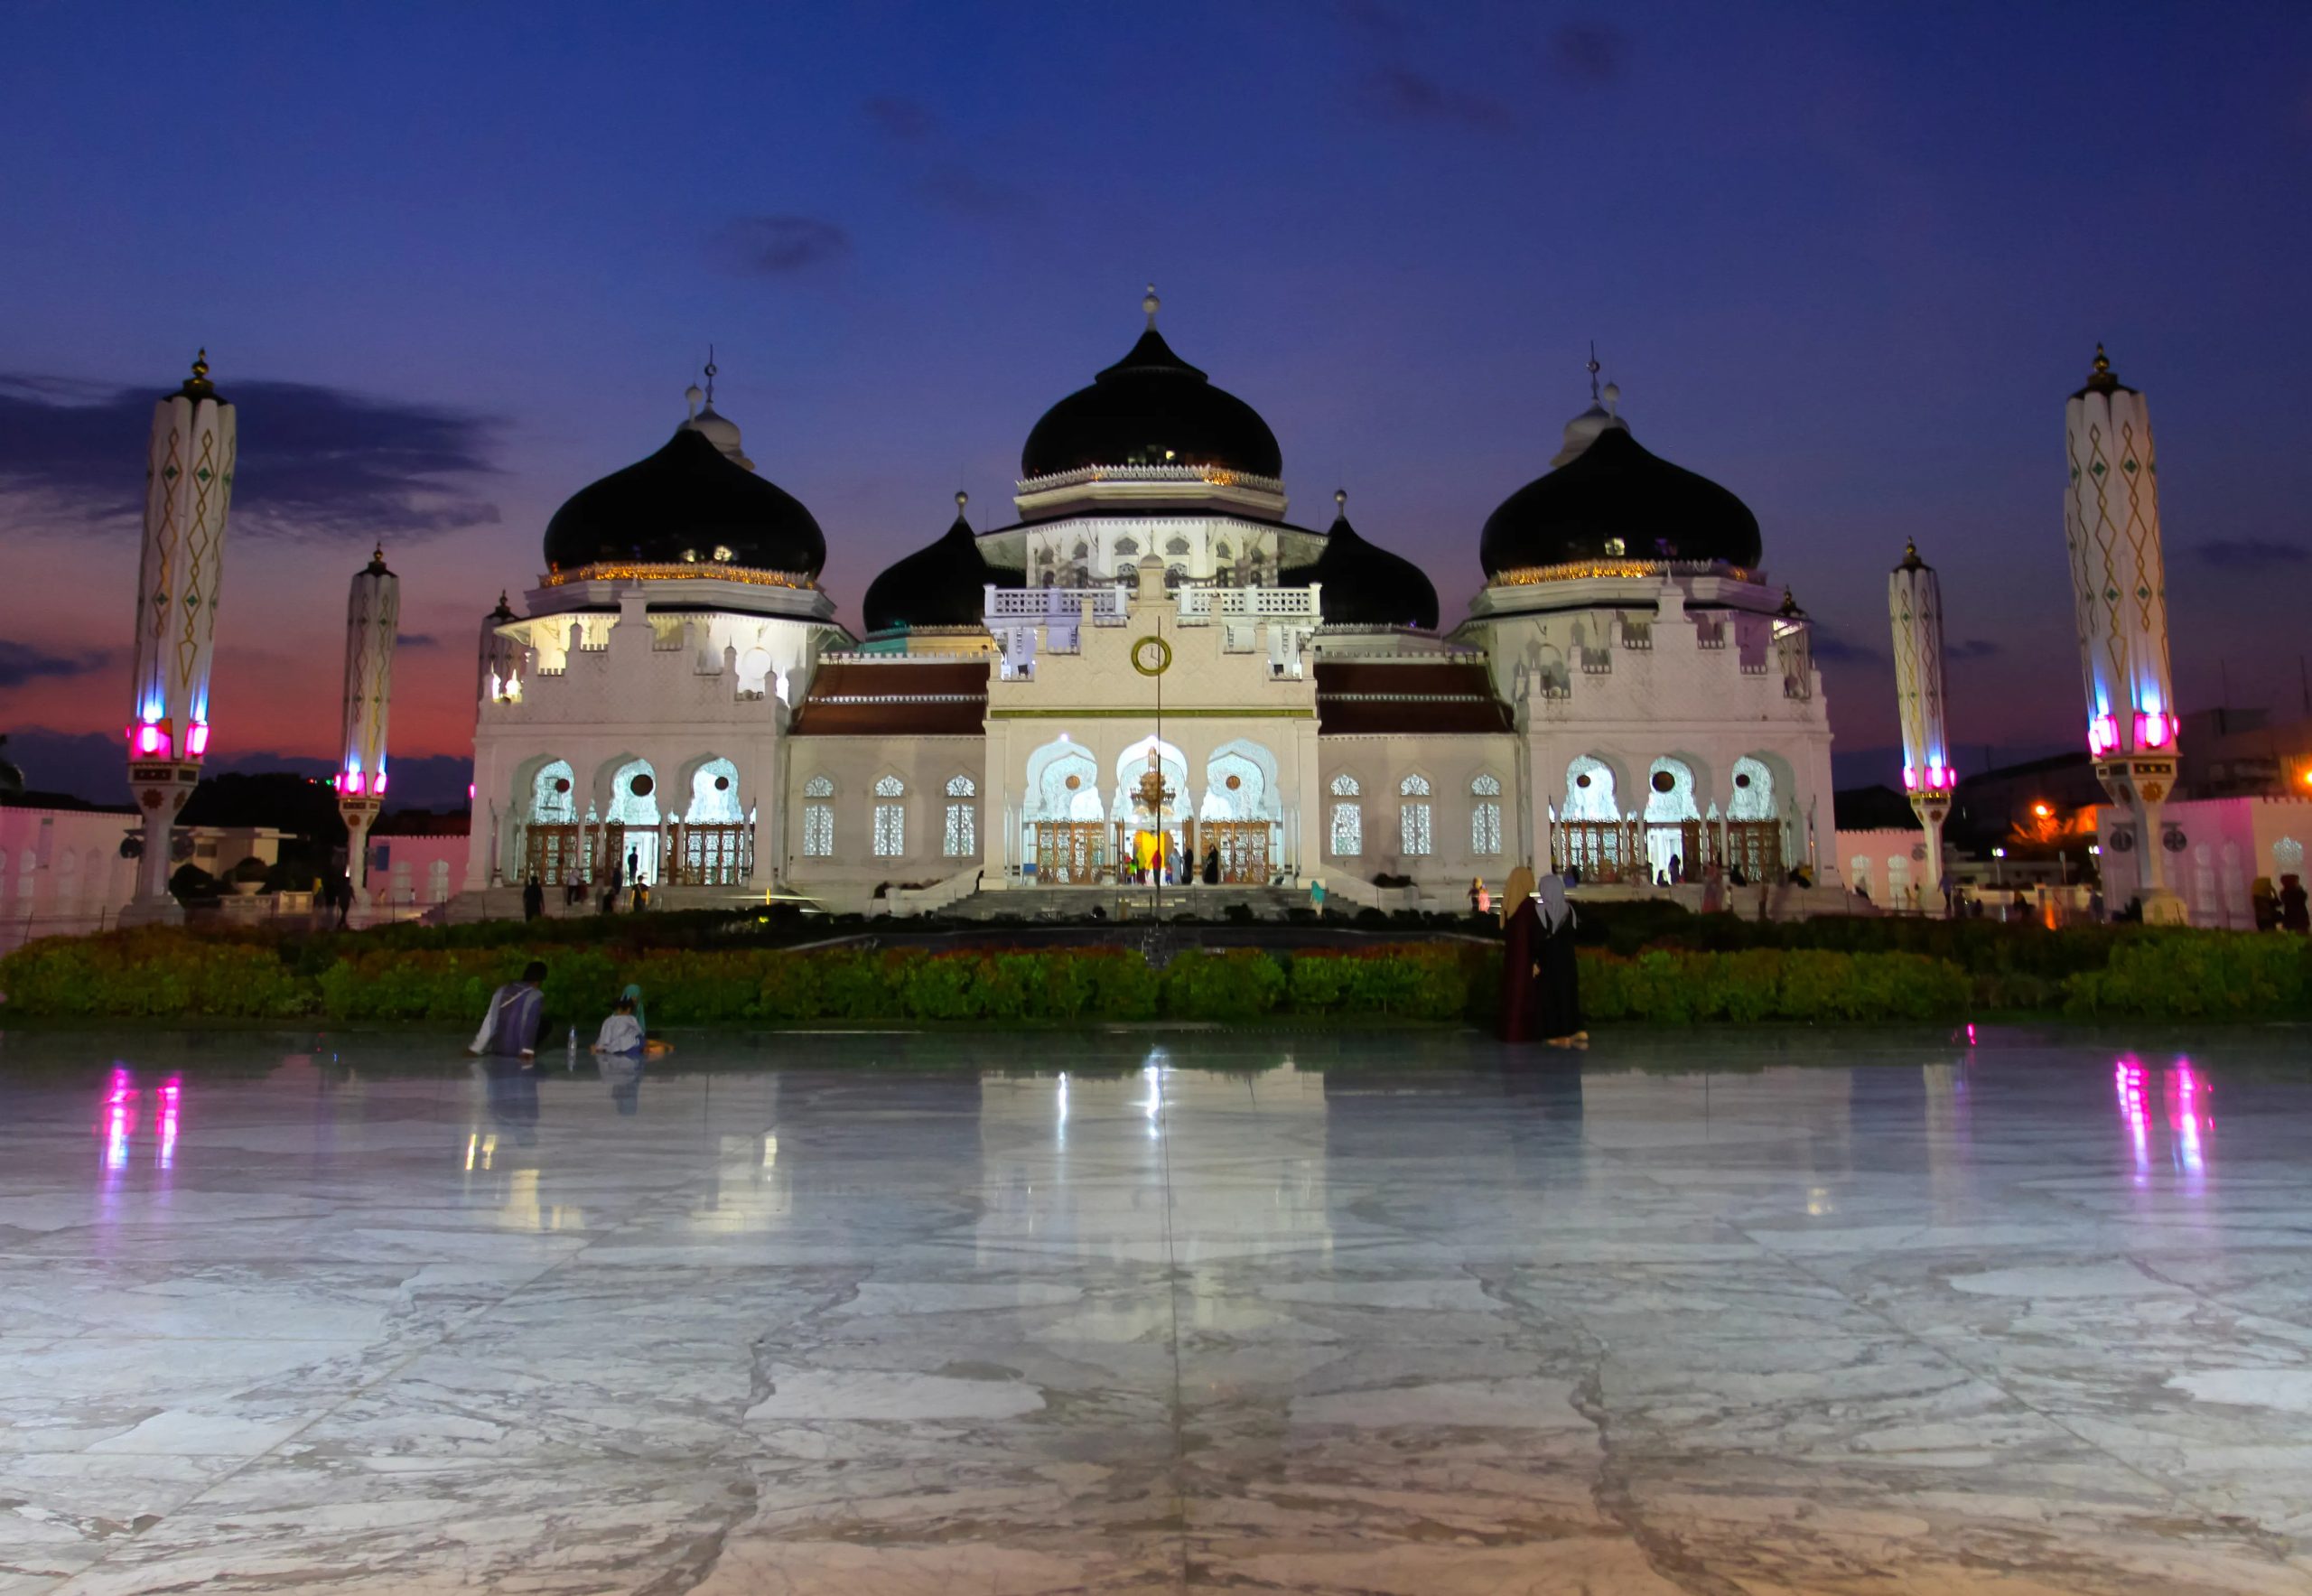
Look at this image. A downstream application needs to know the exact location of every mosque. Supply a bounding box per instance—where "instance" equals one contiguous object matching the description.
[456,290,1841,915]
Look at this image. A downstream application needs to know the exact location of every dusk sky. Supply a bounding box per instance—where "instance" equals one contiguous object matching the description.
[5,2,2310,808]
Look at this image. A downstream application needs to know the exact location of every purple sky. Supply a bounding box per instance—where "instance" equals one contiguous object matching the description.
[5,2,2310,807]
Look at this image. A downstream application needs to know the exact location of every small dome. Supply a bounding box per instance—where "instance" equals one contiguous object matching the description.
[683,404,751,470]
[1552,403,1628,467]
[862,494,994,634]
[543,425,825,576]
[1282,490,1440,631]
[1480,426,1761,579]
[1021,291,1282,480]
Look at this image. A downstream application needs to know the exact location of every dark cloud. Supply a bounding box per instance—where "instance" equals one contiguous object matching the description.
[2194,537,2308,571]
[863,96,937,141]
[0,725,471,813]
[0,373,501,541]
[1807,625,1883,666]
[708,215,852,276]
[1550,21,1629,85]
[0,639,107,688]
[1356,67,1513,134]
[1945,638,2001,661]
[915,163,1038,222]
[396,632,440,649]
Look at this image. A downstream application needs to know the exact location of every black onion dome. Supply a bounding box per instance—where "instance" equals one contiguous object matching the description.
[1283,493,1440,630]
[1021,309,1282,481]
[543,426,825,576]
[1478,425,1761,578]
[862,497,995,633]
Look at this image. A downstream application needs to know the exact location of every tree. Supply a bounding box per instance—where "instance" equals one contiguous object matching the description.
[0,735,23,798]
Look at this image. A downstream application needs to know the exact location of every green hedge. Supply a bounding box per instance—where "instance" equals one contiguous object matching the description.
[6,925,2308,1025]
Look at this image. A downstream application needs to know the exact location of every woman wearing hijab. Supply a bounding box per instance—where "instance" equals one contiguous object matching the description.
[1534,873,1587,1048]
[1496,866,1540,1042]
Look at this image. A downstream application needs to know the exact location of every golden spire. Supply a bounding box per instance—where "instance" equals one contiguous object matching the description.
[182,348,214,398]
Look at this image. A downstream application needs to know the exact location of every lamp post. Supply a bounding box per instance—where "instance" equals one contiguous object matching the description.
[122,353,236,926]
[1888,539,1954,915]
[335,546,400,910]
[2062,345,2186,922]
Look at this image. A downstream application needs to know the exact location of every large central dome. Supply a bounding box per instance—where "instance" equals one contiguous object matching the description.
[1020,290,1282,481]
[543,424,825,577]
[1479,424,1760,579]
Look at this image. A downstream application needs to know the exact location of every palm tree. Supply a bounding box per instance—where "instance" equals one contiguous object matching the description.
[0,734,23,798]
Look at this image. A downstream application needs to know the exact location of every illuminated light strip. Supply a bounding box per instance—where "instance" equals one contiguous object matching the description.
[1491,560,1755,586]
[540,562,816,589]
[1013,463,1286,495]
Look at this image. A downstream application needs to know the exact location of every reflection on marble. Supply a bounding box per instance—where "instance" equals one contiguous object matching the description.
[4,1028,2312,1591]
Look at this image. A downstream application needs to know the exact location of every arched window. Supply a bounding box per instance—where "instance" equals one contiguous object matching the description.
[1563,756,1617,821]
[802,775,835,857]
[685,758,742,823]
[1729,756,1776,821]
[1471,774,1503,856]
[1329,773,1362,857]
[943,774,977,858]
[872,775,906,858]
[1164,536,1191,556]
[1400,774,1432,856]
[1114,537,1139,558]
[531,760,575,824]
[607,760,660,826]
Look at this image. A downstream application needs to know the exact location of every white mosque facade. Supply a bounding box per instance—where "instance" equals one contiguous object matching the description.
[460,297,1841,915]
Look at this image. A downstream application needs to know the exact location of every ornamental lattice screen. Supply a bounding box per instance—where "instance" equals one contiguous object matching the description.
[1034,822,1107,884]
[1551,817,1784,883]
[1200,820,1272,884]
[670,822,751,886]
[522,824,583,886]
[1552,821,1640,883]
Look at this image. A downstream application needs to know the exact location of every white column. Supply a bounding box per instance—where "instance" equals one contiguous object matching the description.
[123,354,237,926]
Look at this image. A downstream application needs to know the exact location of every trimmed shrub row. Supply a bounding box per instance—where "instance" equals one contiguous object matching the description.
[6,926,2308,1024]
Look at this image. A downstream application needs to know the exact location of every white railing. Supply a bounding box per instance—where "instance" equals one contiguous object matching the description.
[1176,585,1319,624]
[984,586,1130,622]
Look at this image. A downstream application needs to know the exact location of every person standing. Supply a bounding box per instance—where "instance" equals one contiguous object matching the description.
[1201,843,1220,885]
[522,873,545,921]
[1496,867,1539,1042]
[601,857,623,914]
[1534,873,1586,1048]
[470,961,548,1060]
[2281,873,2309,935]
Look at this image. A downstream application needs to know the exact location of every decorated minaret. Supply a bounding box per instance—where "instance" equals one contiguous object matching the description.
[2062,343,2185,922]
[1888,539,1953,911]
[336,546,400,907]
[122,351,237,925]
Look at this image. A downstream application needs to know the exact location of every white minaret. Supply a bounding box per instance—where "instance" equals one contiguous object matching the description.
[1888,539,1953,912]
[336,546,400,908]
[123,351,237,925]
[2062,344,2185,921]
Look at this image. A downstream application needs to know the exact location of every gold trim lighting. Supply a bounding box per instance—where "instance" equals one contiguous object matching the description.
[1491,560,1753,587]
[541,561,816,590]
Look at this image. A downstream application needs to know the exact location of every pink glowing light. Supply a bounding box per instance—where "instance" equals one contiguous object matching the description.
[1902,766,1916,791]
[97,1068,139,1172]
[130,723,170,757]
[2166,1059,2209,1180]
[186,723,210,757]
[156,1077,182,1171]
[373,771,387,795]
[2088,714,2120,756]
[2115,1057,2150,1178]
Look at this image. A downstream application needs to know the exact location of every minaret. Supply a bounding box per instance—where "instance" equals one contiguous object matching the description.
[122,351,237,925]
[2062,344,2185,921]
[336,546,400,909]
[1888,539,1953,911]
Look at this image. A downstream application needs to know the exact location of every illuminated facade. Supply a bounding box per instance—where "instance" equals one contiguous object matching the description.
[457,303,1845,915]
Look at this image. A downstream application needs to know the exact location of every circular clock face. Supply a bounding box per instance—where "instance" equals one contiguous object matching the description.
[1131,635,1172,677]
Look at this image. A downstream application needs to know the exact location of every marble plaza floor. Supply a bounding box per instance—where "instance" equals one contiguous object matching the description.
[3,1027,2312,1593]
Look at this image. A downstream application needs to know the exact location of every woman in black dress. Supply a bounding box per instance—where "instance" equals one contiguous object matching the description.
[1534,873,1586,1048]
[1496,867,1539,1042]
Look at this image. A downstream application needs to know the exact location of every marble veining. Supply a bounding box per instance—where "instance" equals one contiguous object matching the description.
[1,1028,2309,1591]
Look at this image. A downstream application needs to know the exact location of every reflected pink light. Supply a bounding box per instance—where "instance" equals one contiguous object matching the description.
[98,1067,138,1172]
[2114,1057,2150,1180]
[2166,1059,2209,1179]
[156,1077,182,1170]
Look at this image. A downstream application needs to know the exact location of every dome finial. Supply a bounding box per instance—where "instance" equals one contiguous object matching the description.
[1586,341,1601,402]
[684,378,703,418]
[1142,284,1160,328]
[956,489,969,514]
[1897,537,1926,573]
[182,348,214,398]
[2093,341,2110,376]
[703,343,718,406]
[1335,487,1347,510]
[1601,379,1621,416]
